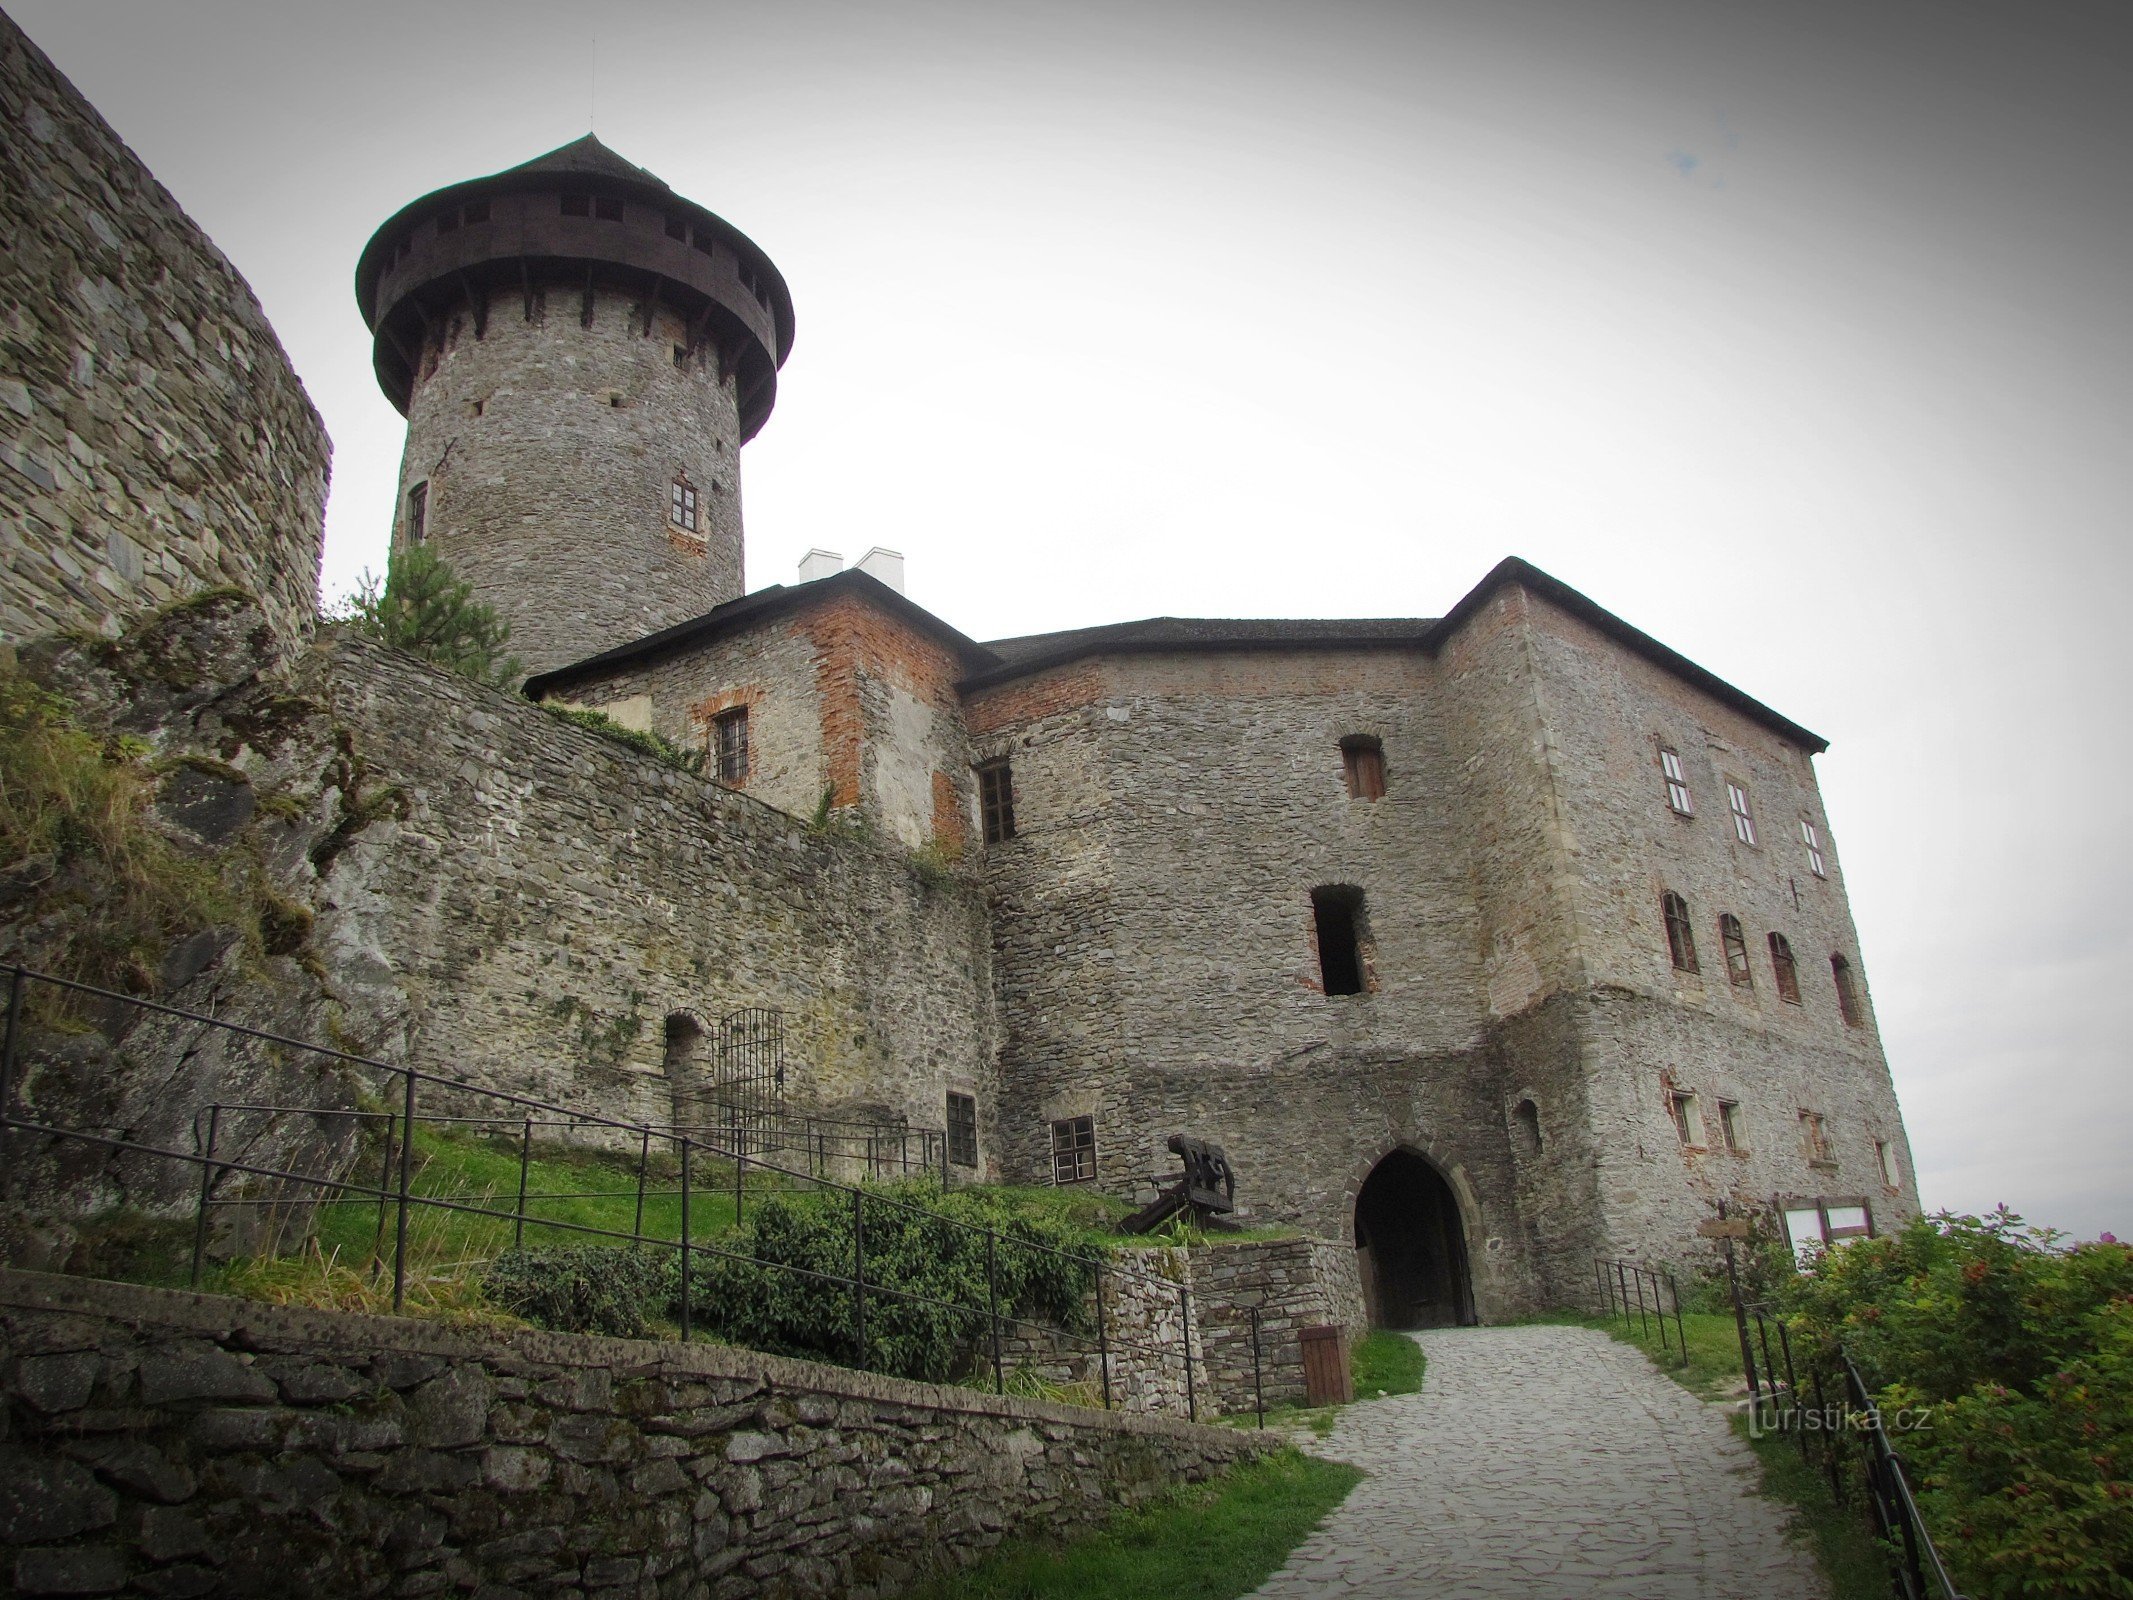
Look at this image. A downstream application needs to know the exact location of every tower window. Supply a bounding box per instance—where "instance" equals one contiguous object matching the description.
[670,476,699,533]
[1831,954,1864,1027]
[1719,914,1752,987]
[693,232,717,258]
[1513,1098,1543,1153]
[713,707,749,785]
[978,760,1015,844]
[1801,819,1827,877]
[1670,1090,1704,1147]
[1340,735,1386,800]
[1876,1139,1899,1187]
[1311,885,1368,995]
[1799,1110,1834,1166]
[1658,747,1694,815]
[947,1092,978,1168]
[437,208,459,235]
[1661,891,1699,973]
[1727,781,1757,845]
[1049,1116,1095,1185]
[595,195,624,222]
[673,344,690,371]
[462,199,489,225]
[1769,932,1801,1004]
[664,213,687,241]
[560,192,591,217]
[1718,1099,1744,1151]
[405,481,428,545]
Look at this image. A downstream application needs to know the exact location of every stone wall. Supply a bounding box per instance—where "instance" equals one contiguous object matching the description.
[318,633,1002,1160]
[0,1270,1268,1599]
[393,286,744,677]
[996,1246,1203,1418]
[0,12,327,654]
[1187,1238,1366,1413]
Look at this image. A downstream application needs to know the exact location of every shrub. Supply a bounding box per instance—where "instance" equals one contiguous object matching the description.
[483,1245,667,1338]
[1780,1209,2133,1598]
[333,546,521,688]
[539,704,704,775]
[670,1180,1100,1383]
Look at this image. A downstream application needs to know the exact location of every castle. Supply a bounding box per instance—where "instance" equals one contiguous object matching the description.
[2,5,1917,1334]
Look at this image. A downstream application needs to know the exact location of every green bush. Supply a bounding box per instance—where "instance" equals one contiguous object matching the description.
[670,1180,1101,1383]
[539,703,704,775]
[333,545,521,687]
[1780,1209,2133,1598]
[483,1245,667,1338]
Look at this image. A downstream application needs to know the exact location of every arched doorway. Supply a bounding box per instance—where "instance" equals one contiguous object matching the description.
[1354,1149,1475,1328]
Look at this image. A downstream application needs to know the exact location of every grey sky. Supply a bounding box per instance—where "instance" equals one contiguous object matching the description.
[13,0,2129,1237]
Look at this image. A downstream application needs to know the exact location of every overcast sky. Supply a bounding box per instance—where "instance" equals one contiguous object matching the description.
[14,0,2129,1239]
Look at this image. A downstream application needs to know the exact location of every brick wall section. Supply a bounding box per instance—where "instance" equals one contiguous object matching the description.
[0,1271,1268,1599]
[394,285,746,676]
[0,13,327,653]
[1187,1239,1366,1413]
[317,634,1002,1156]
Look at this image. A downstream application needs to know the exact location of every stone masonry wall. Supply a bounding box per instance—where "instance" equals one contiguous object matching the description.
[0,12,328,653]
[995,1246,1203,1418]
[395,285,746,677]
[1187,1238,1366,1414]
[315,633,1002,1159]
[0,1270,1267,1599]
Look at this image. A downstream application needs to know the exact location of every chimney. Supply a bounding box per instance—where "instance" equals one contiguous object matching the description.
[798,548,843,583]
[855,547,905,595]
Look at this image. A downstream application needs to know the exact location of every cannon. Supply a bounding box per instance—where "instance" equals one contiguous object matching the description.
[1121,1133,1237,1234]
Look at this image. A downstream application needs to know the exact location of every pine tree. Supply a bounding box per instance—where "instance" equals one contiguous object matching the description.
[335,546,522,688]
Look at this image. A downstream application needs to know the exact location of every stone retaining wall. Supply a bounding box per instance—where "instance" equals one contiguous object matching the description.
[996,1246,1204,1417]
[0,1270,1269,1599]
[1189,1238,1366,1412]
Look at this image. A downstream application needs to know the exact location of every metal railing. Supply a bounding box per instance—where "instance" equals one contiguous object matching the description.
[1594,1255,1688,1366]
[0,963,1201,1419]
[1741,1300,1965,1600]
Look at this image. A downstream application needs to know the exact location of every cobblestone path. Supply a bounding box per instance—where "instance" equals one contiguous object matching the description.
[1250,1324,1827,1600]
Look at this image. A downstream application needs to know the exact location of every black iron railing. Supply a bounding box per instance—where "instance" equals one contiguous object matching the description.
[0,963,1201,1419]
[1594,1255,1688,1367]
[1741,1300,1965,1600]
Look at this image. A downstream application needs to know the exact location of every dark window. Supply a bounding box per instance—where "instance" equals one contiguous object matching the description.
[405,481,428,544]
[1670,1090,1703,1146]
[1662,891,1698,973]
[662,1012,703,1077]
[1049,1116,1095,1184]
[713,708,749,784]
[462,199,489,225]
[437,208,459,234]
[1513,1098,1543,1153]
[1831,954,1864,1027]
[1770,933,1801,1004]
[693,232,717,257]
[1312,885,1367,995]
[1341,735,1386,800]
[947,1093,978,1168]
[670,476,699,532]
[1719,913,1752,987]
[978,761,1015,844]
[1659,746,1694,814]
[673,344,690,371]
[560,192,591,217]
[664,214,688,241]
[595,195,624,222]
[1718,1099,1744,1151]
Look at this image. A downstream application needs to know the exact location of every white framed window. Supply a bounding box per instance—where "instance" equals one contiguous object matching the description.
[1718,1099,1744,1151]
[1801,818,1827,877]
[1781,1196,1875,1269]
[1670,1090,1705,1147]
[670,476,700,533]
[1727,781,1757,845]
[1658,747,1693,815]
[1049,1116,1096,1184]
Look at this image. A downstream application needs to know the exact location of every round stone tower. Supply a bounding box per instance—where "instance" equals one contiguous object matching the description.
[355,136,794,675]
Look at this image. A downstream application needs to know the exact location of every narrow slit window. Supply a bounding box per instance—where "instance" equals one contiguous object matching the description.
[1312,885,1367,995]
[1769,932,1801,1004]
[670,476,699,532]
[1799,1110,1833,1165]
[1831,954,1864,1027]
[713,707,749,785]
[1670,1090,1704,1147]
[405,481,428,545]
[1659,747,1694,815]
[978,760,1016,844]
[946,1092,978,1168]
[1727,781,1757,845]
[1341,736,1386,800]
[1801,819,1827,877]
[1876,1140,1899,1187]
[1662,891,1699,973]
[1049,1115,1095,1184]
[1719,914,1753,987]
[1718,1100,1744,1151]
[1513,1098,1543,1153]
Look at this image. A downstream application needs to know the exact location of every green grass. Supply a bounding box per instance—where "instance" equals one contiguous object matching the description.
[1349,1329,1426,1399]
[1578,1308,1895,1600]
[905,1448,1360,1600]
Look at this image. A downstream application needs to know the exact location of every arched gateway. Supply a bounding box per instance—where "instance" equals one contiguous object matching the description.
[1354,1148,1475,1328]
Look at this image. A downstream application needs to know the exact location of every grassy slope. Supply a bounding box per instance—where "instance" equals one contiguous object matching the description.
[906,1449,1360,1600]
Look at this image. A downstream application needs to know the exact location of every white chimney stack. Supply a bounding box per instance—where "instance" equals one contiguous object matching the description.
[797,548,843,583]
[856,546,905,595]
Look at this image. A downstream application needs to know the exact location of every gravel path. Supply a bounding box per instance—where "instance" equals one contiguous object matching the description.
[1249,1324,1828,1600]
